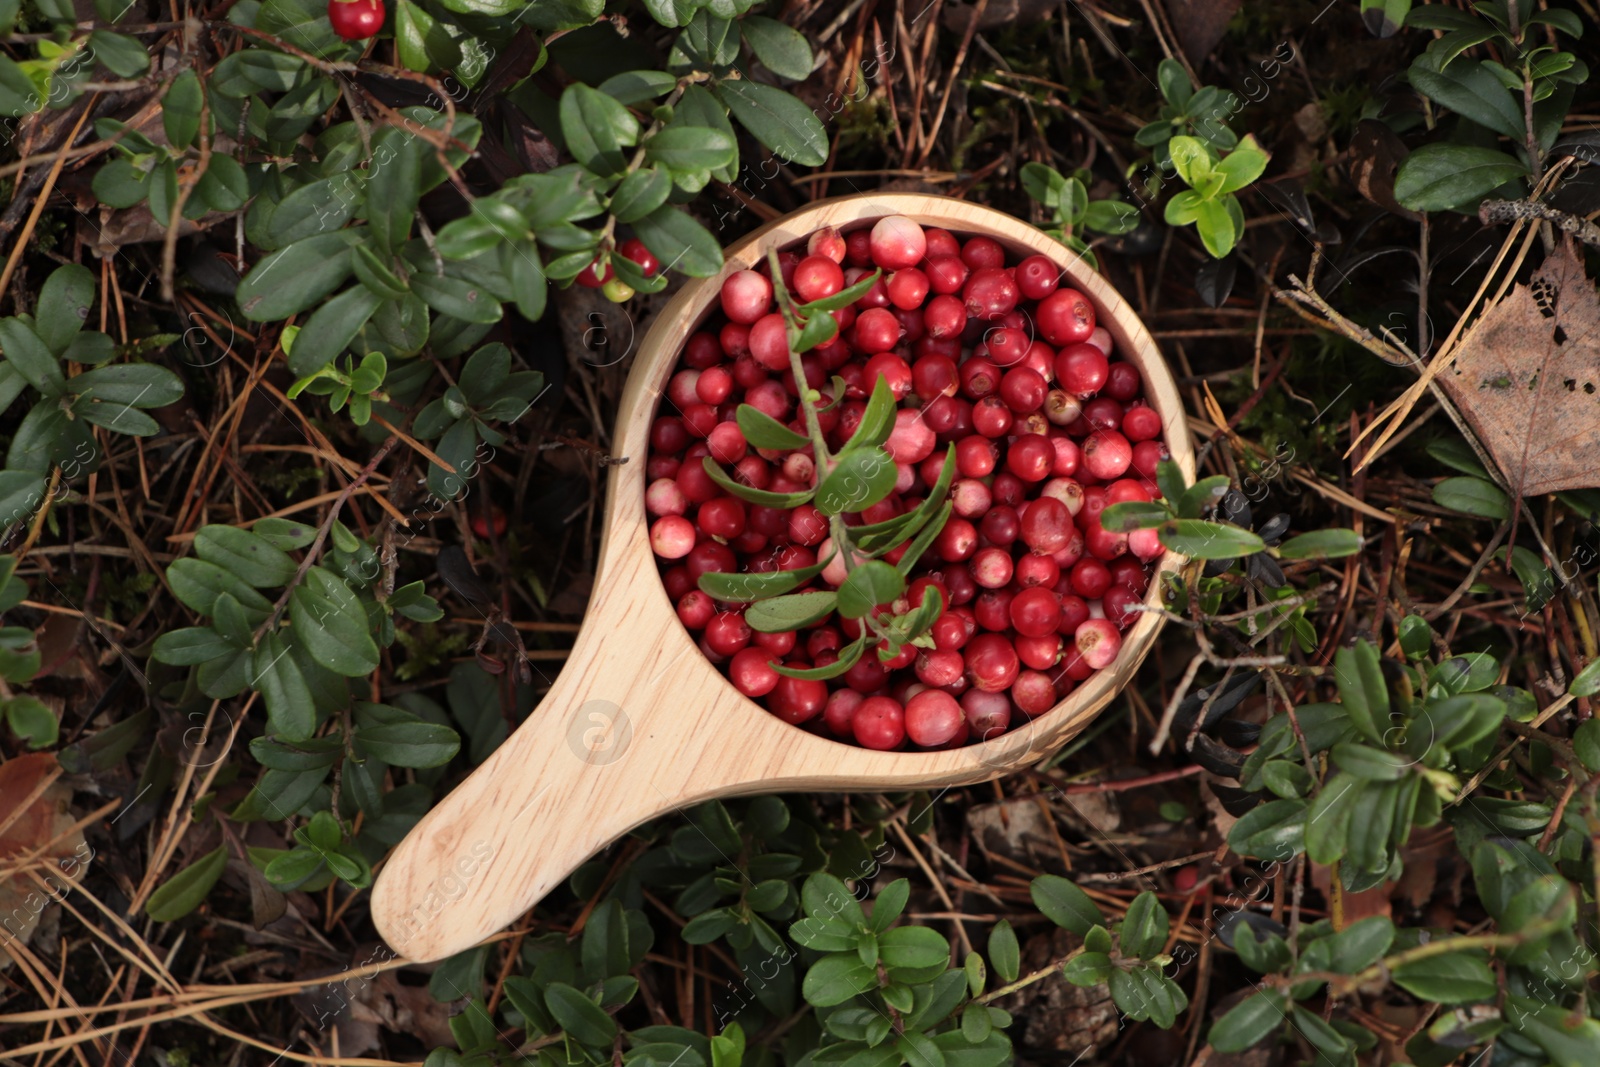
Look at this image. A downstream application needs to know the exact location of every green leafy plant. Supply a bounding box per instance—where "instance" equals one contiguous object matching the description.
[1393,0,1586,212]
[1158,134,1272,259]
[1018,162,1140,269]
[0,263,183,486]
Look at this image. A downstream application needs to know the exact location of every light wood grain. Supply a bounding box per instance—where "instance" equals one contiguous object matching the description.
[370,193,1197,963]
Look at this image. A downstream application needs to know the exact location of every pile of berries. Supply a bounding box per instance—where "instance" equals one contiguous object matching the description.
[645,216,1170,751]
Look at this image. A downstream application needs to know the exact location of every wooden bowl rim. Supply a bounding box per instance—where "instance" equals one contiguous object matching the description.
[609,192,1196,771]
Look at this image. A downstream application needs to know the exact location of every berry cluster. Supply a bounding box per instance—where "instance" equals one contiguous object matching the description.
[645,215,1170,751]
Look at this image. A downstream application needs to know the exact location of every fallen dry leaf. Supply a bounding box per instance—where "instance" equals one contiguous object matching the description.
[0,754,91,967]
[1440,241,1600,496]
[1347,118,1421,221]
[1162,0,1242,67]
[292,964,455,1057]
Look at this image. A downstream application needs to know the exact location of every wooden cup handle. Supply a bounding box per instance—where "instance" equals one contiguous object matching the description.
[368,579,710,961]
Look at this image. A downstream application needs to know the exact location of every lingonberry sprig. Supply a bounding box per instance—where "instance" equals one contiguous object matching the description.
[693,245,956,685]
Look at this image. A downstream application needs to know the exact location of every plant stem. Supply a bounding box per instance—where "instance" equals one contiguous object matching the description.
[977,947,1085,1004]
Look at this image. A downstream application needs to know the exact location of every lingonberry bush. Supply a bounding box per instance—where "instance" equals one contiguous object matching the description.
[1,1,1599,1065]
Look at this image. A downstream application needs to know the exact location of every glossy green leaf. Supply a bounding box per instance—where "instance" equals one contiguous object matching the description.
[815,447,897,516]
[746,591,837,632]
[1030,875,1101,935]
[835,561,904,619]
[35,263,95,355]
[740,15,812,80]
[164,69,203,150]
[237,232,355,322]
[1395,145,1526,213]
[146,845,228,921]
[715,79,827,167]
[633,204,723,278]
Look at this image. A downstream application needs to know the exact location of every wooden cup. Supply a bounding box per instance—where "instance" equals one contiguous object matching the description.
[370,193,1196,963]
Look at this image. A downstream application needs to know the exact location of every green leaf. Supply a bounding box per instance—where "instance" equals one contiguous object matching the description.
[394,0,459,73]
[697,557,827,602]
[1500,545,1554,610]
[1393,951,1497,1003]
[1361,0,1411,36]
[1276,529,1363,560]
[356,720,461,767]
[1159,519,1265,560]
[633,205,724,278]
[1030,875,1101,935]
[1119,892,1169,960]
[1571,718,1600,771]
[815,447,897,516]
[1228,797,1307,861]
[835,561,905,619]
[1322,915,1395,973]
[168,558,274,617]
[559,83,637,177]
[597,69,678,104]
[164,69,203,150]
[5,695,56,748]
[290,567,380,676]
[253,518,318,551]
[145,845,228,921]
[715,79,827,167]
[237,233,355,322]
[1214,135,1269,195]
[286,286,383,377]
[1082,198,1140,234]
[88,29,150,77]
[368,128,423,256]
[1409,56,1525,140]
[1398,614,1432,659]
[254,635,315,741]
[1290,1005,1353,1062]
[196,154,249,213]
[646,125,737,173]
[844,374,897,452]
[151,626,235,665]
[0,319,65,395]
[1331,742,1411,781]
[91,158,151,209]
[1157,58,1192,108]
[987,920,1019,984]
[35,263,95,355]
[543,982,616,1046]
[1567,656,1600,697]
[1100,501,1169,533]
[1432,474,1511,519]
[802,953,877,1007]
[1167,136,1213,187]
[1193,198,1239,258]
[1163,189,1205,226]
[1505,997,1600,1067]
[1335,639,1389,745]
[1394,144,1526,213]
[1062,951,1113,986]
[261,177,361,248]
[773,636,863,680]
[609,166,673,224]
[746,591,837,632]
[801,269,883,315]
[740,15,813,80]
[879,925,949,971]
[410,271,503,325]
[737,405,809,450]
[194,525,298,587]
[1208,990,1286,1053]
